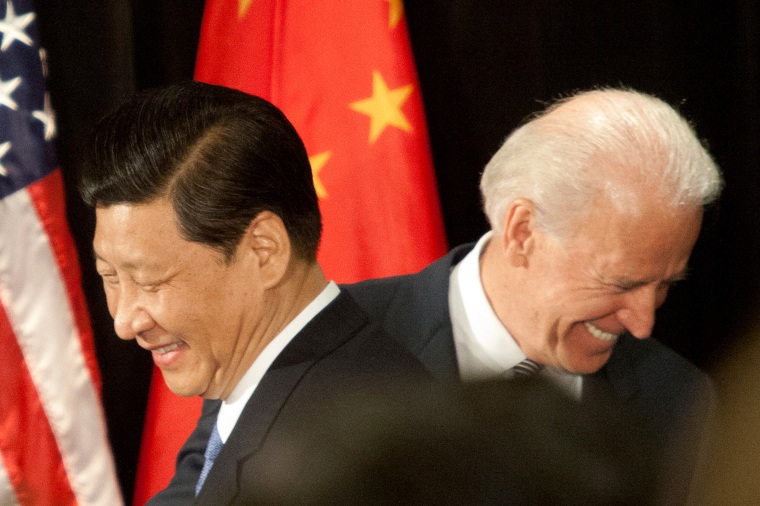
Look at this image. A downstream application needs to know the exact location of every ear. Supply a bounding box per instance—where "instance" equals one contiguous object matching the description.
[239,211,291,289]
[499,198,537,267]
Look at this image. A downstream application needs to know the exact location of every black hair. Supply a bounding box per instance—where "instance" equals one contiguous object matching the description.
[78,81,321,261]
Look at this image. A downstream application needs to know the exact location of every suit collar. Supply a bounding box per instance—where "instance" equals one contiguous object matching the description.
[404,243,473,381]
[195,290,369,504]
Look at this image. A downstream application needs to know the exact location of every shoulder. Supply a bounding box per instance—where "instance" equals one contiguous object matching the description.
[309,289,431,380]
[343,243,473,324]
[340,245,474,379]
[346,244,473,297]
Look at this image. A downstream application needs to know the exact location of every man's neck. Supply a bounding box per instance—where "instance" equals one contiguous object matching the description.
[218,260,328,400]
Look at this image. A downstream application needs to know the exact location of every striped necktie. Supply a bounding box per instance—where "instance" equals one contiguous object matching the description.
[195,424,223,496]
[510,358,544,378]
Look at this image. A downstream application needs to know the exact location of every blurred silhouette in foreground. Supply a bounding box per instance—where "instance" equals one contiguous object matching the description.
[692,327,760,506]
[246,379,659,506]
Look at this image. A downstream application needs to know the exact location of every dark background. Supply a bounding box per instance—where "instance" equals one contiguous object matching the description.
[35,1,760,502]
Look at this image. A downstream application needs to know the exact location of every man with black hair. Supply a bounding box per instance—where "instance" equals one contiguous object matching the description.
[78,81,427,504]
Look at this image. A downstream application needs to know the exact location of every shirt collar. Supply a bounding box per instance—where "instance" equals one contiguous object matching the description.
[451,232,526,379]
[450,232,582,398]
[216,281,341,441]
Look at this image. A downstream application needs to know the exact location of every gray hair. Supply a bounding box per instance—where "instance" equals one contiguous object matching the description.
[480,88,723,237]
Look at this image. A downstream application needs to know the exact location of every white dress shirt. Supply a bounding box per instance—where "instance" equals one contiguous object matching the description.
[449,233,582,399]
[216,281,341,442]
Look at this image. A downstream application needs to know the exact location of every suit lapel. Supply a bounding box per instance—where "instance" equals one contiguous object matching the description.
[401,244,471,382]
[195,291,368,504]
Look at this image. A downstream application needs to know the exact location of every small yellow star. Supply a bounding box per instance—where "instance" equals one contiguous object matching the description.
[350,71,413,144]
[238,0,252,19]
[309,151,331,199]
[386,0,404,28]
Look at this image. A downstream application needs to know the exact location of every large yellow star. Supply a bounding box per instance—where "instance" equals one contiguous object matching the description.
[239,0,252,19]
[350,71,413,144]
[386,0,404,28]
[309,151,331,199]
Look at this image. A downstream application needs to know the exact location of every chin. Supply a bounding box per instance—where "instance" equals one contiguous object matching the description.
[162,373,202,398]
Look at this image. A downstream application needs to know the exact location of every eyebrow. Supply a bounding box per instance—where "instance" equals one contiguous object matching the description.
[607,267,690,289]
[92,248,146,271]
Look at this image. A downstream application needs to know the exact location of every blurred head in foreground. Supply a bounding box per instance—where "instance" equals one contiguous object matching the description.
[246,379,658,505]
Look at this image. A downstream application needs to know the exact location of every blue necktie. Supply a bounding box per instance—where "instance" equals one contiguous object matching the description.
[195,424,223,496]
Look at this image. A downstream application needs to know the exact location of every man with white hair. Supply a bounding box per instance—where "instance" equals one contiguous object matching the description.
[346,88,723,503]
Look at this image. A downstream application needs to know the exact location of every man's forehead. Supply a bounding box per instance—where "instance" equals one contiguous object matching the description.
[93,200,184,264]
[95,200,177,234]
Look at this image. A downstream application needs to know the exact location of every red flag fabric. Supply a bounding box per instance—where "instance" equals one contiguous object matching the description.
[132,1,447,502]
[0,1,122,504]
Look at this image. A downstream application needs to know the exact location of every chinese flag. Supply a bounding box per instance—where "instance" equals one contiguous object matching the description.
[132,0,447,503]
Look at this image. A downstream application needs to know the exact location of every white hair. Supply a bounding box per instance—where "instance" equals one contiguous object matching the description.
[480,88,724,237]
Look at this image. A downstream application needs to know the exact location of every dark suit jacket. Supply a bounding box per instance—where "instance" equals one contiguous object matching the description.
[344,243,714,505]
[148,289,429,505]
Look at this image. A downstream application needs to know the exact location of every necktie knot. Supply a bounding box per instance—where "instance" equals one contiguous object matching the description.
[196,424,223,496]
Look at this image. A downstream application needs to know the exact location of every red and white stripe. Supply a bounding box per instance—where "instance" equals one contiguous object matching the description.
[0,170,122,505]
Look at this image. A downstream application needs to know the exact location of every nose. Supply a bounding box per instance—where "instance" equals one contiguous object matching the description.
[111,285,154,341]
[616,285,660,339]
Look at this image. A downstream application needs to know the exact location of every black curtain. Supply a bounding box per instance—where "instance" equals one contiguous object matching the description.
[35,1,760,502]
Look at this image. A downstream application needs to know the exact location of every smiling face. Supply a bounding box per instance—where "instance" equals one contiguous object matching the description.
[93,198,264,399]
[484,195,703,374]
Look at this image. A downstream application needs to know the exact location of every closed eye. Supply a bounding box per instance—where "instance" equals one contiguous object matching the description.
[135,276,172,293]
[98,272,120,286]
[138,283,162,293]
[609,270,688,293]
[609,280,648,293]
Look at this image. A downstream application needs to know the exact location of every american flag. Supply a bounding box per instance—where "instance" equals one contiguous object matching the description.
[0,0,122,504]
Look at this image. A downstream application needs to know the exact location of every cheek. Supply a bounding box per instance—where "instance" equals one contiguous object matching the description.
[554,292,625,329]
[151,293,187,326]
[171,291,230,344]
[560,322,586,346]
[537,285,590,316]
